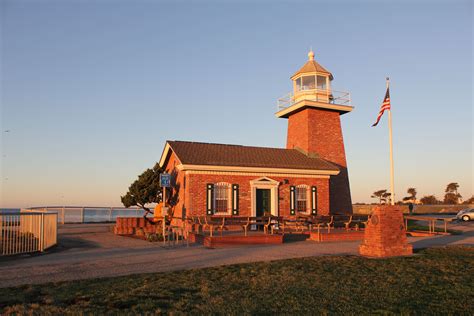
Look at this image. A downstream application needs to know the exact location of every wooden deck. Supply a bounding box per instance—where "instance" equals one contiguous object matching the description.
[310,230,365,242]
[189,232,284,248]
[189,229,366,248]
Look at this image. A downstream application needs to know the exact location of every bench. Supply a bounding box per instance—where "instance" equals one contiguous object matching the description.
[279,216,310,233]
[338,215,370,231]
[213,216,282,236]
[242,217,279,236]
[215,216,251,236]
[310,215,334,233]
[267,216,283,234]
[188,216,222,237]
[167,217,188,246]
[185,216,201,233]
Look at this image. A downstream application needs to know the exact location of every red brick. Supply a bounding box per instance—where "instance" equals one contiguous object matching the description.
[359,206,413,257]
[161,151,331,217]
[287,108,352,214]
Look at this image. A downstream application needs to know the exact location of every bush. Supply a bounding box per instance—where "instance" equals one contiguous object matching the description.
[145,232,163,242]
[135,228,145,237]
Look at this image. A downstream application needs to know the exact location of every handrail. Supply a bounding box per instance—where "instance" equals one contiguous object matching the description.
[277,89,352,111]
[404,215,455,234]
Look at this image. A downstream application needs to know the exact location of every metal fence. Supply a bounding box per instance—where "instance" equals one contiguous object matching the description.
[0,212,58,256]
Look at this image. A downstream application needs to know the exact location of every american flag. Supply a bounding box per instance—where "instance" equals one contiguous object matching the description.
[372,87,391,127]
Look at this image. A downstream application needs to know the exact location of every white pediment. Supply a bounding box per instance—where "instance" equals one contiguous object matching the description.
[250,177,280,186]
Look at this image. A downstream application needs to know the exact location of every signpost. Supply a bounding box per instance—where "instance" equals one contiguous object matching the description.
[160,173,171,188]
[159,173,171,246]
[160,173,171,207]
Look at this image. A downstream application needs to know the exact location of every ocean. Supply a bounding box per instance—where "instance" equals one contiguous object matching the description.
[0,207,150,223]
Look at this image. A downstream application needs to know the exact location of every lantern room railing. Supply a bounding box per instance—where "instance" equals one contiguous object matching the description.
[277,89,352,111]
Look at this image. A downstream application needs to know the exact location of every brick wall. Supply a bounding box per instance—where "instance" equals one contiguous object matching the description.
[163,152,187,219]
[359,206,413,257]
[168,173,330,217]
[286,108,352,214]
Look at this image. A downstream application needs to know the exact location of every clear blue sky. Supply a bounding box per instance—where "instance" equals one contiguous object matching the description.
[1,0,472,208]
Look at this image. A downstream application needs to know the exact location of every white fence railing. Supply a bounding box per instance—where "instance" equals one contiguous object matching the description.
[277,89,352,111]
[0,212,58,256]
[27,206,151,224]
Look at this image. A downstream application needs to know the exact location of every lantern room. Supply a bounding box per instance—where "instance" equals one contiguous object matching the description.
[276,50,353,118]
[291,50,333,104]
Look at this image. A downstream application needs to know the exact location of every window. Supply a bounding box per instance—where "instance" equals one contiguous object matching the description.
[214,183,230,214]
[296,186,308,213]
[302,75,315,90]
[317,76,327,90]
[295,77,302,91]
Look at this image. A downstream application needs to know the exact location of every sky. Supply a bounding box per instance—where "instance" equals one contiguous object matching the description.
[1,0,472,208]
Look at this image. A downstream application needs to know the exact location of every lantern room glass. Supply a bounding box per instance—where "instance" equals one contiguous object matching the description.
[295,77,302,91]
[317,76,327,89]
[302,76,315,90]
[295,75,329,92]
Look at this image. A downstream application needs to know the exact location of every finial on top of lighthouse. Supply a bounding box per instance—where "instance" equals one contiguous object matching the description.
[308,49,315,61]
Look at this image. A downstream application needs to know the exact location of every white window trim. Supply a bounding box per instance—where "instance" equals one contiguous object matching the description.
[213,182,232,215]
[296,185,311,214]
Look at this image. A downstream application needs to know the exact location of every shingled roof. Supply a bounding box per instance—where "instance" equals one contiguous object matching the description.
[163,140,339,172]
[291,59,333,80]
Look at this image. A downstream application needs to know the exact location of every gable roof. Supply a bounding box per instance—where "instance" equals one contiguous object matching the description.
[291,60,333,80]
[160,140,339,173]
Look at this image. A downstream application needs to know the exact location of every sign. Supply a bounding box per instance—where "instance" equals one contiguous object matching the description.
[160,173,171,187]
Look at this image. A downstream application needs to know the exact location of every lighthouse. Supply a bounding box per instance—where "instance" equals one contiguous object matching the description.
[276,50,353,214]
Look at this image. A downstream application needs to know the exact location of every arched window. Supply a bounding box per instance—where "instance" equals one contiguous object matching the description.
[214,182,231,214]
[296,185,309,213]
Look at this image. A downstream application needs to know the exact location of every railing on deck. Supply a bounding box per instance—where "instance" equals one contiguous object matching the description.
[0,212,58,256]
[277,89,352,111]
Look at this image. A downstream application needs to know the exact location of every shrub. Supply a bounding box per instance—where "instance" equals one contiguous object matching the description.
[145,232,164,242]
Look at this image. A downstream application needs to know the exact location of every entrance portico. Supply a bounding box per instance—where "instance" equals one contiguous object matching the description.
[250,177,279,217]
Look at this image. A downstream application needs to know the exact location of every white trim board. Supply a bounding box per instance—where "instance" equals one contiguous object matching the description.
[178,164,339,176]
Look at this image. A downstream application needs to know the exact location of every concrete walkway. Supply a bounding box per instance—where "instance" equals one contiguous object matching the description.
[0,221,472,288]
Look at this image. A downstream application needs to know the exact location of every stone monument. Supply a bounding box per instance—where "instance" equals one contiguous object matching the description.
[359,205,413,257]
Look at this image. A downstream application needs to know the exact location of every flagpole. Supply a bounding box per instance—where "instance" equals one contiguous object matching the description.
[386,77,395,205]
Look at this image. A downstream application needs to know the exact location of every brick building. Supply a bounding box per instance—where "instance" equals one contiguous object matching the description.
[159,51,353,218]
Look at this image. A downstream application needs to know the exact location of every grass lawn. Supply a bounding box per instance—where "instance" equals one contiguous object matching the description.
[1,246,473,314]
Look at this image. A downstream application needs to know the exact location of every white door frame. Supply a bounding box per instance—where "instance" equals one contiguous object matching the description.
[250,177,280,217]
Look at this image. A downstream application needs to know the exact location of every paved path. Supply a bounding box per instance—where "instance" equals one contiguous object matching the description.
[0,221,472,288]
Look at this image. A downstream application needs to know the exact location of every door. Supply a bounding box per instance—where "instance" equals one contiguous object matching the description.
[256,189,271,217]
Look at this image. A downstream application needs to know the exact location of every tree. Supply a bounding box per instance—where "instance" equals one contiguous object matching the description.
[382,192,392,204]
[371,189,388,204]
[444,182,462,204]
[420,195,439,205]
[121,163,163,216]
[402,187,417,203]
[463,196,474,204]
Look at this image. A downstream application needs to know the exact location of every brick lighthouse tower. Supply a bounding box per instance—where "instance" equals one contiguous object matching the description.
[276,50,353,214]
